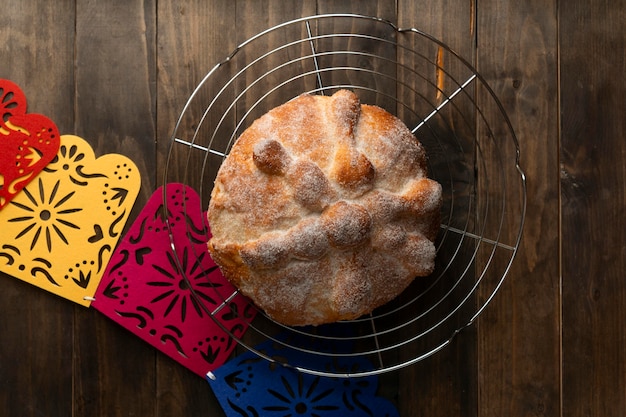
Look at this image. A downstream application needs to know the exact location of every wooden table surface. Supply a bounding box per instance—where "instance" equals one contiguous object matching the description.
[1,1,624,416]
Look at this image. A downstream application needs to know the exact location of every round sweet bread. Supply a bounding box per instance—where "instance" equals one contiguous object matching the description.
[207,90,442,326]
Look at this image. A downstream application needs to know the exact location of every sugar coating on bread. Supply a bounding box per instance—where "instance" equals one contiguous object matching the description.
[208,90,442,326]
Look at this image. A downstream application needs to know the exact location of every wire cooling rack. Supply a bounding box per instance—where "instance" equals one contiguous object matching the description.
[163,14,526,377]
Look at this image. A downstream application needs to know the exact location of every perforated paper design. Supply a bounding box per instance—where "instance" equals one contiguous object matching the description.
[0,79,61,210]
[92,184,256,377]
[0,134,140,305]
[208,335,400,417]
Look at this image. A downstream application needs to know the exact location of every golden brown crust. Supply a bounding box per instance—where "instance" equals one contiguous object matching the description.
[208,90,442,326]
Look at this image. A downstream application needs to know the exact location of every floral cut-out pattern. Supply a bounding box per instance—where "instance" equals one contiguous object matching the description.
[0,79,61,210]
[0,134,140,305]
[208,336,399,417]
[92,184,256,377]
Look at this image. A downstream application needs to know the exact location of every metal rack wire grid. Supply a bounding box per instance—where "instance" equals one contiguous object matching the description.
[163,14,527,378]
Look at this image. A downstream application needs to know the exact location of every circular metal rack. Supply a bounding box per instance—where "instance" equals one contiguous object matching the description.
[164,14,526,377]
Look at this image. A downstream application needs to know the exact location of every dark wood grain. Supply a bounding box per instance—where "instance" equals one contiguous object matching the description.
[476,1,561,416]
[0,2,76,416]
[236,0,317,112]
[156,0,237,178]
[560,0,626,415]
